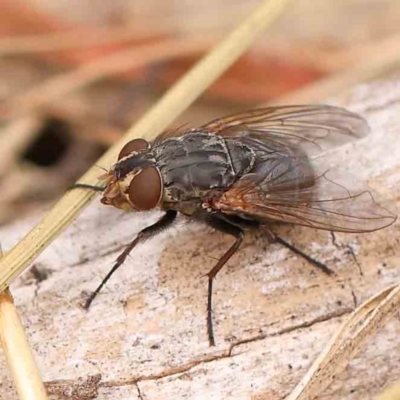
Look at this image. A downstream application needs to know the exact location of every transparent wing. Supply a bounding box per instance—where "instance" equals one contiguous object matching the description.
[215,155,396,233]
[154,105,369,153]
[153,124,189,143]
[200,104,370,154]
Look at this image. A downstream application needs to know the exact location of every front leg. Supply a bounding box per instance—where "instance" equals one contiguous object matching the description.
[204,216,244,346]
[84,210,177,308]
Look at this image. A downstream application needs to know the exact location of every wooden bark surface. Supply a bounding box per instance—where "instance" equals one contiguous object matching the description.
[1,75,400,400]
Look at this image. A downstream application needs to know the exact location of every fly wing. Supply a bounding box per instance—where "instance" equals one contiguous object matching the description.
[153,124,189,143]
[200,104,369,154]
[154,105,369,153]
[215,153,396,233]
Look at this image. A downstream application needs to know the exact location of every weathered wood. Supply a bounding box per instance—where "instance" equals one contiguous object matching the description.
[1,75,400,399]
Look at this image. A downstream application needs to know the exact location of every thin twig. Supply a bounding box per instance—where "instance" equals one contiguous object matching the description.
[287,282,400,400]
[0,24,172,55]
[0,5,253,56]
[0,36,218,120]
[273,33,400,105]
[0,288,48,399]
[0,0,290,291]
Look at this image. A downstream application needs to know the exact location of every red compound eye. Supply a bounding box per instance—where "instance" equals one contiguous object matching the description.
[127,167,162,210]
[118,138,149,160]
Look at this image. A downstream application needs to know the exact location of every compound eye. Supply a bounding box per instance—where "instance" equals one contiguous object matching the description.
[118,138,149,160]
[128,167,162,210]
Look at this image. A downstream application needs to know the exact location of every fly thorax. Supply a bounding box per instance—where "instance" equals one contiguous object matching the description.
[153,132,256,203]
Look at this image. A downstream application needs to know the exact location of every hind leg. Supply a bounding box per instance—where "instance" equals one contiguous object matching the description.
[262,226,334,275]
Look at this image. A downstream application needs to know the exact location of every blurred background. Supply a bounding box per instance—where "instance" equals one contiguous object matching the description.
[1,0,400,224]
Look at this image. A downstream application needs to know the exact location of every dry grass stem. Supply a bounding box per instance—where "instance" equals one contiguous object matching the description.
[0,288,48,399]
[287,283,400,400]
[375,382,400,400]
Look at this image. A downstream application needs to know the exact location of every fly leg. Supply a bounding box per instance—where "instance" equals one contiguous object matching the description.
[84,210,177,309]
[263,227,334,275]
[204,218,244,346]
[274,236,334,275]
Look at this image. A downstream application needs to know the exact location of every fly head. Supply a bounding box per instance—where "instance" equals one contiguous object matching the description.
[99,138,163,212]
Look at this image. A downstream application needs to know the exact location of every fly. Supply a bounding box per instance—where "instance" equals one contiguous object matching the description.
[75,105,397,346]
